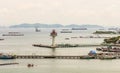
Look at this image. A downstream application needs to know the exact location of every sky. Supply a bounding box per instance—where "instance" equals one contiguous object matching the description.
[0,0,120,26]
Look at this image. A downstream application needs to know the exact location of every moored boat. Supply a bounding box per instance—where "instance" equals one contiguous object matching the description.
[0,38,4,40]
[0,53,16,59]
[97,53,116,60]
[80,55,95,59]
[96,46,120,52]
[80,50,96,59]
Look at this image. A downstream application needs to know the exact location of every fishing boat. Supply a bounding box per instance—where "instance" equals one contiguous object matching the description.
[0,53,16,59]
[97,53,116,60]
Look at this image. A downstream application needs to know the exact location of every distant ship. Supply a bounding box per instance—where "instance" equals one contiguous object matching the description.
[0,53,15,59]
[2,32,24,36]
[60,30,72,33]
[72,28,87,30]
[108,28,117,30]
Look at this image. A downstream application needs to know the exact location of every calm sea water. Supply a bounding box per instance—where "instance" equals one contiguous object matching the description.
[0,28,120,73]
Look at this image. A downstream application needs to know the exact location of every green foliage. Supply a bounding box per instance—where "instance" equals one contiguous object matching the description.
[104,36,120,44]
[93,31,116,34]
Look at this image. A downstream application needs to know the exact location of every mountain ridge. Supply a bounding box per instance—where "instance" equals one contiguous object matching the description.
[9,23,104,28]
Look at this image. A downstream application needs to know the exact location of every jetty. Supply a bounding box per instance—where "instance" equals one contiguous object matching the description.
[33,43,120,48]
[0,63,19,66]
[33,44,56,49]
[12,53,120,59]
[16,55,82,59]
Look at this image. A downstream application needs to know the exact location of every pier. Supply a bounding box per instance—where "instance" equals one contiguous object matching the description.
[33,44,120,49]
[33,44,56,49]
[16,55,82,59]
[15,53,120,59]
[0,63,19,66]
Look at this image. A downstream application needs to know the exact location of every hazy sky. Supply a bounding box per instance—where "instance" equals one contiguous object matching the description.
[0,0,120,26]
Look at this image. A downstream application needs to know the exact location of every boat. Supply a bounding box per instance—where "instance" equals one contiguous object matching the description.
[97,53,116,60]
[80,55,95,59]
[108,28,117,30]
[0,53,16,59]
[60,30,72,33]
[65,38,70,40]
[96,46,120,52]
[0,38,4,40]
[80,50,96,59]
[35,28,41,32]
[2,32,24,36]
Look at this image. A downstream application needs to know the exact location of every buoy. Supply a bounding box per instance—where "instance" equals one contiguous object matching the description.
[27,64,34,68]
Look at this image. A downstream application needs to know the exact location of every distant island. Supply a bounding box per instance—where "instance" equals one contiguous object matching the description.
[93,31,117,34]
[9,23,104,28]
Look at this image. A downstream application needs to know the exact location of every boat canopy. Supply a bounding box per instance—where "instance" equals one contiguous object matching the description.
[89,50,96,54]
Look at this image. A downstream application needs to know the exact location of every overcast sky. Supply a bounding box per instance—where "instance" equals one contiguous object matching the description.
[0,0,120,26]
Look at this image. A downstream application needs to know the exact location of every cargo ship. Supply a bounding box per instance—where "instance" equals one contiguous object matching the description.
[2,32,24,36]
[72,28,87,30]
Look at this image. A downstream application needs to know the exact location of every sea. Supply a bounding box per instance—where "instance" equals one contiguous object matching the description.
[0,28,120,73]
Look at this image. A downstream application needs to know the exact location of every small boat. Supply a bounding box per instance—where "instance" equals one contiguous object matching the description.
[0,38,4,40]
[80,50,96,59]
[65,38,70,40]
[0,53,16,59]
[80,55,95,59]
[35,28,41,32]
